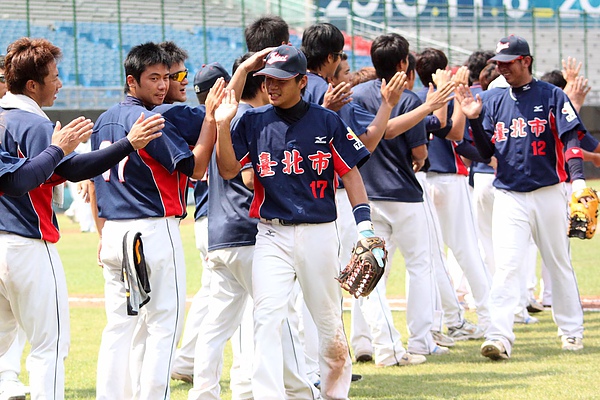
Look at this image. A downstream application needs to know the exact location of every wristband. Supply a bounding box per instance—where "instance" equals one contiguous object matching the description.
[352,203,371,226]
[565,147,584,161]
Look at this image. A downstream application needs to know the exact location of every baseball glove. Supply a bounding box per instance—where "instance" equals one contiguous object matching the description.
[337,237,387,298]
[568,187,599,240]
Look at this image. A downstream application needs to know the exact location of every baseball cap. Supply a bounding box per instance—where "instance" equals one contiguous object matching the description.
[254,45,307,80]
[193,62,231,93]
[489,35,531,63]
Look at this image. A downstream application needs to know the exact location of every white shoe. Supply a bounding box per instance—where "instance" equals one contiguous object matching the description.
[432,331,455,347]
[377,352,427,367]
[448,320,484,340]
[480,340,509,360]
[561,336,583,351]
[0,377,26,400]
[514,313,539,324]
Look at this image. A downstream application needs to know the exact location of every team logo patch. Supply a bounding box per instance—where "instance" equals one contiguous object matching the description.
[496,41,510,53]
[562,102,577,123]
[346,127,364,150]
[267,52,288,64]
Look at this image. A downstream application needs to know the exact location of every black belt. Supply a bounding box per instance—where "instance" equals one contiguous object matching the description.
[259,218,297,226]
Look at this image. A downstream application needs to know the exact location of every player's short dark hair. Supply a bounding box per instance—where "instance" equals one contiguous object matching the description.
[159,41,188,65]
[301,23,345,71]
[4,37,62,94]
[466,50,495,85]
[124,42,170,94]
[416,48,448,86]
[245,15,290,52]
[370,33,410,82]
[332,52,348,79]
[479,63,500,90]
[406,52,416,77]
[233,52,265,100]
[540,69,567,89]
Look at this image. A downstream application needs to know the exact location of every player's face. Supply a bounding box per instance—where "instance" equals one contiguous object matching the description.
[165,61,188,104]
[0,68,7,99]
[496,56,532,88]
[31,60,62,107]
[265,76,307,109]
[330,60,352,87]
[129,64,170,107]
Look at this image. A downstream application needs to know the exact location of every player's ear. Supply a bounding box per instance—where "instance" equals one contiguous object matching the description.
[126,75,137,91]
[299,75,308,90]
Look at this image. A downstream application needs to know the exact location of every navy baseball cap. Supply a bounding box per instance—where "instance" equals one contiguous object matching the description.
[194,62,231,93]
[489,35,531,63]
[254,45,307,80]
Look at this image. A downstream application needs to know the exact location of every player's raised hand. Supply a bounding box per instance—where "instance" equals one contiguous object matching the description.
[455,84,482,119]
[425,81,455,111]
[432,68,451,87]
[205,77,227,120]
[380,71,407,108]
[215,89,238,126]
[565,75,591,112]
[323,82,352,112]
[241,47,275,73]
[126,112,164,150]
[562,56,582,83]
[452,66,470,86]
[51,116,94,155]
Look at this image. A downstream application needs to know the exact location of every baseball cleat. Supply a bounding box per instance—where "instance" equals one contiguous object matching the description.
[561,336,583,351]
[171,371,193,384]
[514,313,539,324]
[355,353,373,363]
[351,374,363,382]
[480,340,509,360]
[447,320,484,341]
[527,299,545,313]
[432,330,455,347]
[0,377,26,400]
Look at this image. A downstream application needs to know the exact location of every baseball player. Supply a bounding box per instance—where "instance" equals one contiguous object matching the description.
[188,52,320,400]
[154,49,232,386]
[215,44,372,400]
[244,15,290,52]
[415,48,492,334]
[456,34,587,359]
[351,32,447,359]
[0,37,161,400]
[92,42,216,399]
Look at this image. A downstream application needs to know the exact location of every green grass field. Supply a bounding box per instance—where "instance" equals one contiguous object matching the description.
[20,209,600,399]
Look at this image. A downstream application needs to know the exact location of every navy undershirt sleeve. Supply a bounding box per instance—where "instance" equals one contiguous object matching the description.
[563,129,585,182]
[0,145,64,197]
[455,140,491,164]
[468,116,495,159]
[55,137,134,182]
[175,156,195,177]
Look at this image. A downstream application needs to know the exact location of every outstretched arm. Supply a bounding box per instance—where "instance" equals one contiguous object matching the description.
[215,89,243,180]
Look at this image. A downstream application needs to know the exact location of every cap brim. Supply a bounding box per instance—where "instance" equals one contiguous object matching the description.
[488,54,523,63]
[254,68,298,80]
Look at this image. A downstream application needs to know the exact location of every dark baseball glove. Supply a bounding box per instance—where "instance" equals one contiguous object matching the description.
[568,187,599,240]
[337,237,387,298]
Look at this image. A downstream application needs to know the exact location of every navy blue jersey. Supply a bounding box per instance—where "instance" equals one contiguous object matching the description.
[208,103,257,251]
[352,81,426,202]
[193,180,209,220]
[416,87,468,175]
[0,150,26,177]
[580,131,599,152]
[480,79,587,192]
[303,72,373,136]
[92,96,193,219]
[0,108,74,242]
[154,103,206,146]
[231,103,369,223]
[469,86,496,175]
